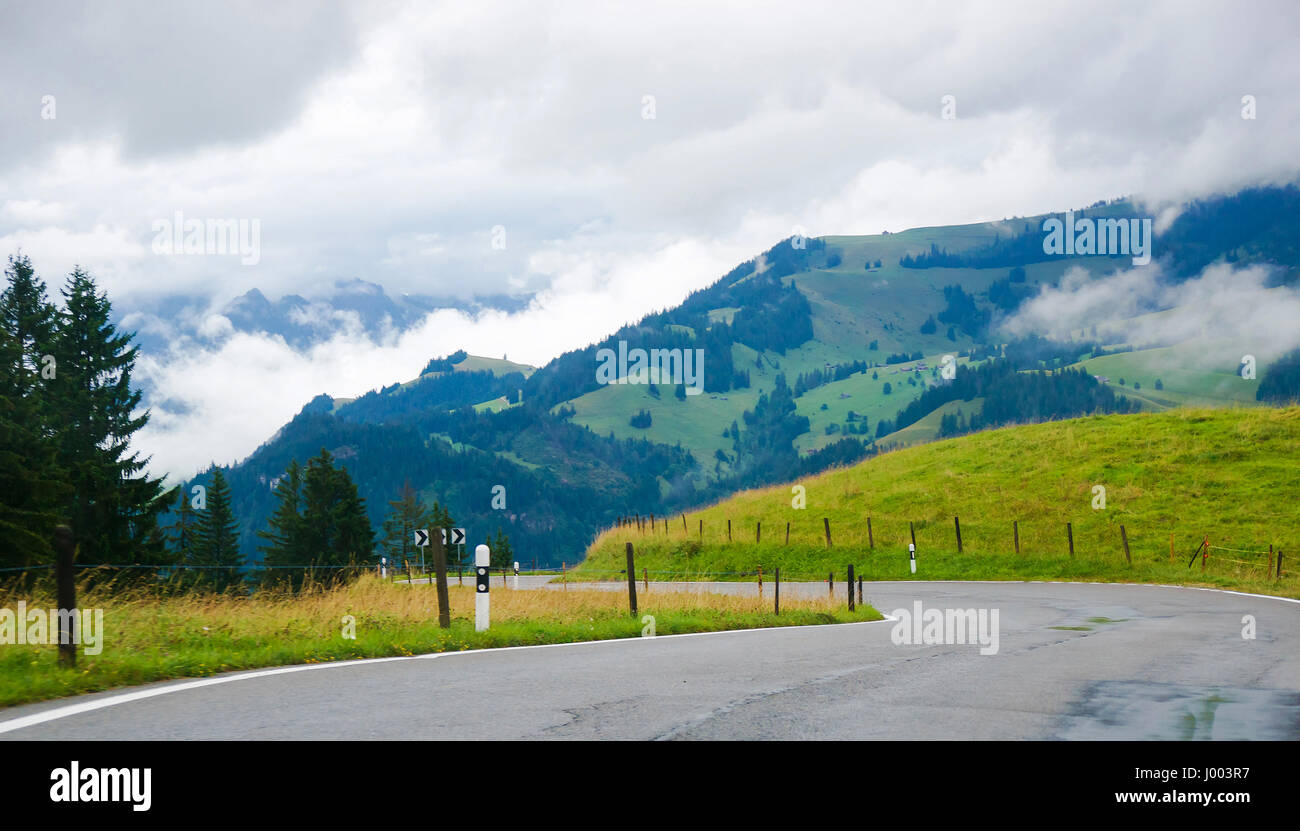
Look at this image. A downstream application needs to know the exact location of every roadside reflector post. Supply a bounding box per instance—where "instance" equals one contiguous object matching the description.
[625,543,638,616]
[828,571,833,596]
[909,521,916,551]
[846,564,855,610]
[380,556,387,580]
[475,544,491,632]
[513,560,519,590]
[909,542,917,574]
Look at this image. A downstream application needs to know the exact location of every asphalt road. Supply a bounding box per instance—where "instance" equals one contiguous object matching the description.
[2,581,1297,740]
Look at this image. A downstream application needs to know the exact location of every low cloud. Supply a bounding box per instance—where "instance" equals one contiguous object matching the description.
[1001,262,1300,366]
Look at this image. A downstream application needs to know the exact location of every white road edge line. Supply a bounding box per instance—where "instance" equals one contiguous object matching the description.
[2,578,1294,735]
[0,616,895,735]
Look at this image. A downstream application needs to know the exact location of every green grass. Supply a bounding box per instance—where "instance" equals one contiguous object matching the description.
[1071,344,1259,410]
[0,577,878,708]
[577,407,1300,599]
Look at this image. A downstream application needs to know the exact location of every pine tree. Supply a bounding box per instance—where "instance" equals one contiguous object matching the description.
[0,328,65,568]
[165,485,197,568]
[299,448,374,580]
[51,267,169,566]
[191,468,242,591]
[381,480,431,571]
[490,527,514,569]
[0,256,66,567]
[258,460,308,588]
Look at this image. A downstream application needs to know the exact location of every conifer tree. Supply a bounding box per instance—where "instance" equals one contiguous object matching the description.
[51,266,169,565]
[380,480,430,571]
[192,468,242,591]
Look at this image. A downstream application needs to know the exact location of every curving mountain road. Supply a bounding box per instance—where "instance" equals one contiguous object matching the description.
[2,581,1297,740]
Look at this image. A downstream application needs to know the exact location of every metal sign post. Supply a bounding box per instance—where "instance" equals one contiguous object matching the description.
[475,543,491,631]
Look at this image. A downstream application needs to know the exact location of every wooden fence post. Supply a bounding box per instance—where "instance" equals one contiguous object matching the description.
[824,517,832,547]
[758,565,763,598]
[625,543,638,616]
[682,514,687,533]
[643,567,648,592]
[954,516,963,554]
[847,564,855,610]
[1013,520,1020,555]
[785,522,790,545]
[54,525,76,668]
[727,519,732,542]
[757,522,761,543]
[1067,522,1074,557]
[562,561,567,590]
[699,519,703,541]
[774,567,780,615]
[828,571,833,596]
[857,574,863,607]
[1269,545,1274,578]
[1121,525,1131,564]
[867,517,874,549]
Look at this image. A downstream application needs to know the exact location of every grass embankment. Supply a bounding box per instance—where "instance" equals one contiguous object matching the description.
[0,575,879,708]
[578,407,1300,599]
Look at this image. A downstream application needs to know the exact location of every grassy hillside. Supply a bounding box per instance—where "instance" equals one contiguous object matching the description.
[578,407,1300,598]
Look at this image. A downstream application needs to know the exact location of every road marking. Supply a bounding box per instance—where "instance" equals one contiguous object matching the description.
[2,580,1294,735]
[0,618,892,735]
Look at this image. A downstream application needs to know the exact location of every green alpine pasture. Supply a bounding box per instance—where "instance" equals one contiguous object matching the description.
[578,407,1300,599]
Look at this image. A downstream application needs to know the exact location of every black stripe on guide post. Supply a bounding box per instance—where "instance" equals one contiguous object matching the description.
[54,525,76,668]
[846,564,855,610]
[954,516,963,554]
[625,542,638,616]
[910,521,916,549]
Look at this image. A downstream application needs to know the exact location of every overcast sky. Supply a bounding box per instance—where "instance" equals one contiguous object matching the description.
[3,0,1298,478]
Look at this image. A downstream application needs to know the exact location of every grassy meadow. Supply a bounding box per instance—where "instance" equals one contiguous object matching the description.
[0,574,879,708]
[578,407,1300,599]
